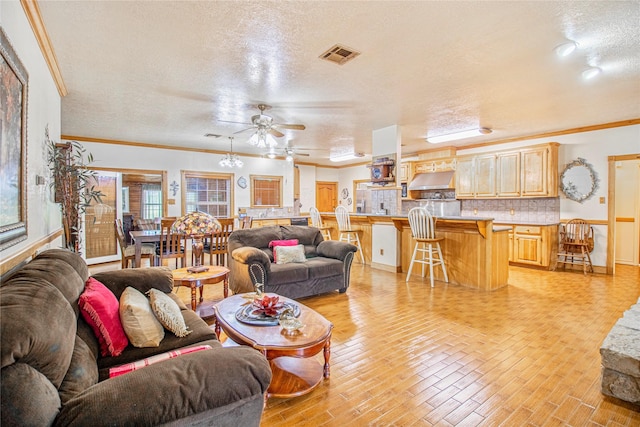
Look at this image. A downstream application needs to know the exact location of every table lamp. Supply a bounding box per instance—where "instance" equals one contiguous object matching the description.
[172,212,221,273]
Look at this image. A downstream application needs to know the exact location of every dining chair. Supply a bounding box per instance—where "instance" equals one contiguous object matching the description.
[335,205,365,264]
[202,218,235,266]
[556,218,594,275]
[135,218,157,231]
[405,207,449,287]
[310,207,332,240]
[114,219,156,268]
[157,218,186,269]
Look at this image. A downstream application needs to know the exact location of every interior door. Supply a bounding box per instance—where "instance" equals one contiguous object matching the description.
[615,159,640,265]
[83,171,119,264]
[316,182,337,212]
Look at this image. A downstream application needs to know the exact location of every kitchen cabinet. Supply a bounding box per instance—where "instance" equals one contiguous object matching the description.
[399,163,410,182]
[457,143,558,199]
[454,155,496,197]
[499,223,558,268]
[521,145,557,197]
[496,151,521,197]
[454,157,475,197]
[251,218,292,228]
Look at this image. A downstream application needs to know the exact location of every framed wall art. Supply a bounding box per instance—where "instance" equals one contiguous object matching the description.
[0,28,28,250]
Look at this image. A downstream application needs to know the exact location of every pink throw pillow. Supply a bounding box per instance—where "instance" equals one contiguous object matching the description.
[79,277,129,357]
[268,239,299,262]
[109,345,213,378]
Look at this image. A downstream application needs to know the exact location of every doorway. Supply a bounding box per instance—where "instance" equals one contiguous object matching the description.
[614,158,640,266]
[84,168,166,265]
[608,154,640,273]
[316,182,337,212]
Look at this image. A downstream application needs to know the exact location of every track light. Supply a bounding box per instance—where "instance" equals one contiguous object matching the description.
[555,41,577,57]
[582,67,602,80]
[426,128,492,144]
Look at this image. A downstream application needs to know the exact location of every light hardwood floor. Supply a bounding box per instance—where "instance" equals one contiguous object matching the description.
[91,261,640,426]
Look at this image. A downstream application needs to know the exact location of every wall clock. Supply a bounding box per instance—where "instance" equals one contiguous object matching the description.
[237,176,247,189]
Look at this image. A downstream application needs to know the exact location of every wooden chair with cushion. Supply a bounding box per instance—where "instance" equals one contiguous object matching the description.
[556,218,594,275]
[157,218,186,269]
[135,218,157,231]
[310,207,332,241]
[335,205,365,264]
[114,219,156,268]
[202,218,235,266]
[405,207,449,287]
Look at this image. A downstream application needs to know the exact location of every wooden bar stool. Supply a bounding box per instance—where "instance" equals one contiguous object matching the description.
[405,207,449,287]
[310,207,332,240]
[335,205,365,264]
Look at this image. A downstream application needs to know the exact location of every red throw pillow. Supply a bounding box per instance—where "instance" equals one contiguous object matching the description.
[79,277,129,357]
[268,239,299,262]
[109,345,213,378]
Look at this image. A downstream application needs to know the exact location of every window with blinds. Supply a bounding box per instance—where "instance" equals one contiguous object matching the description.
[182,172,233,217]
[251,175,282,207]
[141,184,162,219]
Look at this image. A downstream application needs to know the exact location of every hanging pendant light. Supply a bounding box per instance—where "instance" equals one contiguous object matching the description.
[219,137,243,168]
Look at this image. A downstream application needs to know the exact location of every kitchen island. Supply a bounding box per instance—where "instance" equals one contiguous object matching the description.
[320,213,509,291]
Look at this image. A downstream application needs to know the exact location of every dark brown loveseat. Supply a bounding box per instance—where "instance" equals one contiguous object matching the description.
[1,249,271,426]
[228,225,357,299]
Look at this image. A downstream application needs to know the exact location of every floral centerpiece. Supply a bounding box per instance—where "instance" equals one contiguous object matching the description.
[251,295,284,317]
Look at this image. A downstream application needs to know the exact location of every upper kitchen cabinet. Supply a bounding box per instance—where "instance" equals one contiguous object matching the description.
[399,162,411,182]
[521,144,558,197]
[455,154,496,198]
[457,143,559,199]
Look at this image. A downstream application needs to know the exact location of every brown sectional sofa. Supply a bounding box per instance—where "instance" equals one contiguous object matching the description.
[0,249,271,426]
[228,225,357,300]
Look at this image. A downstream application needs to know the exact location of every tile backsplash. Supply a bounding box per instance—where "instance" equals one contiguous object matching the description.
[460,197,560,224]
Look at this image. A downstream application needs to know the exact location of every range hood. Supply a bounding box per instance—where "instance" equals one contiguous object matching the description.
[407,170,455,190]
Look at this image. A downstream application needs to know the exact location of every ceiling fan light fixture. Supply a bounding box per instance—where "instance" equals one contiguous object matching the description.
[555,41,578,57]
[249,131,278,148]
[218,137,243,168]
[286,154,294,162]
[330,152,365,162]
[426,128,492,144]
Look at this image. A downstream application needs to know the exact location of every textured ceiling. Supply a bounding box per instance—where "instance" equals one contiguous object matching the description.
[38,1,640,166]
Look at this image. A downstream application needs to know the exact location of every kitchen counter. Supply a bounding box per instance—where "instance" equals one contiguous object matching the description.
[320,213,509,291]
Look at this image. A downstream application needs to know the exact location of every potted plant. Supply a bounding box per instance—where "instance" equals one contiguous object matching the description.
[46,126,103,254]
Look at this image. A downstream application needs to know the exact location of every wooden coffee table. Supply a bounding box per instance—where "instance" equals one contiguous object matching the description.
[172,266,229,314]
[213,294,333,399]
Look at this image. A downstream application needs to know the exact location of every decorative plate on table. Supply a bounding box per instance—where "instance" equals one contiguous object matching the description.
[235,302,301,326]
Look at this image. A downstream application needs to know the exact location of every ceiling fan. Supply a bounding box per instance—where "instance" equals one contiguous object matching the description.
[266,141,322,162]
[219,104,306,148]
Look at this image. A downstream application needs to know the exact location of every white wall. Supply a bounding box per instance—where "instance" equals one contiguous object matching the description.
[337,164,370,211]
[0,1,64,262]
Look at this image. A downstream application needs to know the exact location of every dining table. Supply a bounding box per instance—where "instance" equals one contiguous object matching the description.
[129,229,162,267]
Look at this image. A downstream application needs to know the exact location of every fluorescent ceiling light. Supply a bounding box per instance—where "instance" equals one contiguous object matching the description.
[329,152,365,162]
[555,41,577,57]
[582,67,602,80]
[426,128,492,144]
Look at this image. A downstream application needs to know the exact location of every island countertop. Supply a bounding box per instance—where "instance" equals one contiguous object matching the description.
[319,213,509,291]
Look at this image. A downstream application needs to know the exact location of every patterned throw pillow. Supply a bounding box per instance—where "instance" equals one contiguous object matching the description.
[274,244,307,264]
[79,278,129,357]
[268,239,299,262]
[147,288,191,337]
[119,286,165,347]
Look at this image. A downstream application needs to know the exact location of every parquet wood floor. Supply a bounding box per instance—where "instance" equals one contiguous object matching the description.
[92,261,640,426]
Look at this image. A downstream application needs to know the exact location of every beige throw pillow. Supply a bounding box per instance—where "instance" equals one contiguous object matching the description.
[148,288,191,337]
[275,244,307,264]
[119,286,164,347]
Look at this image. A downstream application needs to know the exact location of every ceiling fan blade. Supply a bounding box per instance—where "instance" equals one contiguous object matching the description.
[295,152,310,157]
[269,128,285,138]
[218,119,253,126]
[274,123,306,131]
[233,127,255,135]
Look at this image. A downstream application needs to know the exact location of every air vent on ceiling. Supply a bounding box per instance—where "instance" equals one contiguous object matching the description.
[319,44,360,65]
